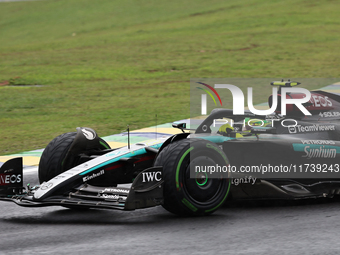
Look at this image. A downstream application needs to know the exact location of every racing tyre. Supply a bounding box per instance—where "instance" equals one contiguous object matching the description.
[154,138,231,216]
[38,132,110,183]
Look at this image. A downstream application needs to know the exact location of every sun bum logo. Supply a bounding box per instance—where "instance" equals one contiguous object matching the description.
[0,174,22,186]
[82,170,105,182]
[197,82,312,116]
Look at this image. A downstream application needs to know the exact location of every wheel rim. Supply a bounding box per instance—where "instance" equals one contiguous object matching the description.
[195,171,208,186]
[182,156,225,204]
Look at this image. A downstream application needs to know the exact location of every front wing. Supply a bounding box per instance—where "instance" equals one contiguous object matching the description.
[0,158,164,211]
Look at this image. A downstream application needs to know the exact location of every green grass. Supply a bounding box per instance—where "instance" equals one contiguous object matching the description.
[0,0,340,155]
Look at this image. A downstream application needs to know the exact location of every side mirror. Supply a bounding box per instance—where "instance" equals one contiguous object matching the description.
[172,123,186,133]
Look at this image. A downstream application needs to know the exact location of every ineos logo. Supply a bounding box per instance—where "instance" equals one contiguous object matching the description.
[311,95,332,107]
[0,174,22,185]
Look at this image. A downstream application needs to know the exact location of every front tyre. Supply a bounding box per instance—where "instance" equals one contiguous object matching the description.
[154,138,230,216]
[39,132,110,183]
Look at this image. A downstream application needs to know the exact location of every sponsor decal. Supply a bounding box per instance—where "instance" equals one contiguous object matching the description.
[319,112,340,118]
[142,171,162,182]
[100,194,119,200]
[0,174,21,185]
[311,95,332,107]
[293,144,340,159]
[288,126,297,133]
[101,188,129,194]
[301,140,335,145]
[303,146,337,159]
[81,128,96,140]
[83,170,105,182]
[288,124,335,134]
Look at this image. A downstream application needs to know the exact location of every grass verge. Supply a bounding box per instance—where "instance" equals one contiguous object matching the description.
[0,0,339,154]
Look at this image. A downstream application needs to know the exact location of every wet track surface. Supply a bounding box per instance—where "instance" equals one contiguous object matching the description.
[1,172,340,254]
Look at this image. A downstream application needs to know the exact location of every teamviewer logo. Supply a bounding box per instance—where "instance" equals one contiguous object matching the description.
[288,126,297,134]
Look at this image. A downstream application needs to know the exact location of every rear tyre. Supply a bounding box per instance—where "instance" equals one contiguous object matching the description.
[38,132,110,183]
[154,138,230,216]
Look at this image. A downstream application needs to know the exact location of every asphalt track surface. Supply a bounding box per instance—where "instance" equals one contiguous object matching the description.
[0,171,339,254]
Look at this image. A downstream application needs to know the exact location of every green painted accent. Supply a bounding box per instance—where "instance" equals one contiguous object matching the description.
[176,147,194,190]
[99,140,110,149]
[197,87,217,105]
[205,180,231,213]
[196,172,208,186]
[181,198,198,212]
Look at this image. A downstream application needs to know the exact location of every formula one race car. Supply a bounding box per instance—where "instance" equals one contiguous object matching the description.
[2,80,340,216]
